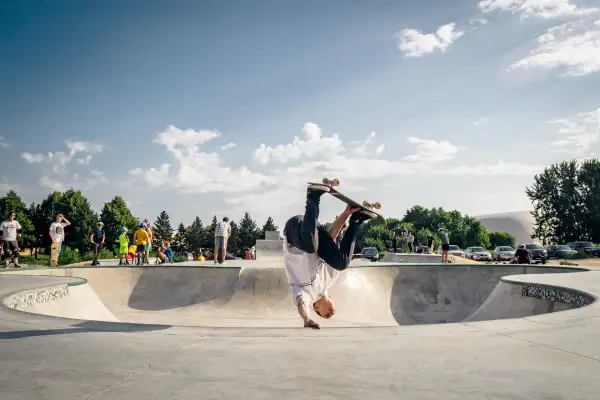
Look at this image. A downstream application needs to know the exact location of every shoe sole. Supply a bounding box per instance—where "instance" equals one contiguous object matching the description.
[307,184,331,192]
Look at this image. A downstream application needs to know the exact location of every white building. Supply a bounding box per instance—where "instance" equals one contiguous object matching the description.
[473,211,538,246]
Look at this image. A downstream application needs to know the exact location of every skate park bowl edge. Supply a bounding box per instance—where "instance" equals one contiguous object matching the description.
[0,263,595,329]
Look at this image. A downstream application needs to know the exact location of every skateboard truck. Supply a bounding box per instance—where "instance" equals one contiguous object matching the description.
[322,178,340,186]
[362,201,381,210]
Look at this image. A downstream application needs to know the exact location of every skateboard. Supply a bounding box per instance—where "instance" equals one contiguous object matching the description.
[307,178,386,225]
[50,242,59,267]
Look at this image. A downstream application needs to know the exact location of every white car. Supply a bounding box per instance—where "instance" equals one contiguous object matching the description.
[464,247,491,261]
[437,244,464,257]
[492,246,515,261]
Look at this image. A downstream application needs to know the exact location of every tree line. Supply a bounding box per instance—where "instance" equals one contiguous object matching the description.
[0,189,279,259]
[527,159,600,244]
[0,188,520,264]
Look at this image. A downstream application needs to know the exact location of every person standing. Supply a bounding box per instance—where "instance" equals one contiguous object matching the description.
[49,214,71,256]
[427,234,434,253]
[391,231,398,253]
[407,231,414,253]
[214,217,231,264]
[438,227,450,263]
[0,212,22,267]
[90,222,105,266]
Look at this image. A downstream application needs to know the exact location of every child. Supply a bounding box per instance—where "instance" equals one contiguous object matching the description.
[118,227,129,266]
[133,223,149,266]
[164,241,172,263]
[127,244,136,264]
[89,221,105,266]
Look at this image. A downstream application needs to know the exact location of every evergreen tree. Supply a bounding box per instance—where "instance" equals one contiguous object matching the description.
[99,196,137,251]
[186,217,204,255]
[227,220,240,254]
[238,212,260,249]
[172,223,187,253]
[0,190,34,249]
[152,210,174,248]
[261,216,279,238]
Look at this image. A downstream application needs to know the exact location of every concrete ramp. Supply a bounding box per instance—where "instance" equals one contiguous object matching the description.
[380,253,442,263]
[2,265,591,328]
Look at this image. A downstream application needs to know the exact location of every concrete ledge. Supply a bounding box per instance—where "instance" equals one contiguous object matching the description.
[3,284,70,310]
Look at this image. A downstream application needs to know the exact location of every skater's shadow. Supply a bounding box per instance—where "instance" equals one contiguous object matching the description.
[0,320,170,340]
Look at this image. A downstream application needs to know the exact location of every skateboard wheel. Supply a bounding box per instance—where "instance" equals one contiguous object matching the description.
[362,200,370,208]
[373,202,381,209]
[322,178,340,186]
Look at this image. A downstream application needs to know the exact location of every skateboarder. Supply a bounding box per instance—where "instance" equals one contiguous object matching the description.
[49,214,71,256]
[90,222,105,266]
[438,227,450,263]
[282,183,371,329]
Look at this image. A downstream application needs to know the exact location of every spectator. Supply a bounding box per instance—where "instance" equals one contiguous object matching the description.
[164,241,172,263]
[513,244,532,264]
[214,217,231,264]
[391,231,398,253]
[427,234,434,252]
[133,223,149,266]
[49,214,71,256]
[1,212,22,268]
[407,231,414,253]
[144,219,152,264]
[118,227,129,266]
[90,222,105,266]
[438,228,450,263]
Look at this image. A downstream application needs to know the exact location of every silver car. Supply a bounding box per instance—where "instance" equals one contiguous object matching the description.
[492,246,515,261]
[464,246,491,261]
[437,244,464,257]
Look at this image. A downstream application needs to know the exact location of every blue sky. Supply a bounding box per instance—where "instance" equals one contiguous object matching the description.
[1,0,599,228]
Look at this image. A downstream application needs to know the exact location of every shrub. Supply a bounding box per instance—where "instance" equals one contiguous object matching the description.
[58,247,81,266]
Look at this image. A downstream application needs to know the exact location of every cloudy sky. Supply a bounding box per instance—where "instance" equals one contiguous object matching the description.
[1,0,599,228]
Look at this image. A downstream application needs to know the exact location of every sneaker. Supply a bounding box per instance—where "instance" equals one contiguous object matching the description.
[349,210,374,225]
[307,184,330,202]
[214,260,217,264]
[13,263,22,268]
[118,261,123,266]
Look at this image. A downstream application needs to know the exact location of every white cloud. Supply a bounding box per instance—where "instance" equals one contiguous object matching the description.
[548,108,600,153]
[508,19,600,77]
[403,137,464,163]
[473,117,489,126]
[440,160,544,175]
[132,125,270,193]
[76,155,93,166]
[479,0,599,19]
[253,122,344,164]
[130,163,171,187]
[352,132,386,156]
[39,168,108,192]
[21,152,45,163]
[221,142,236,150]
[396,23,465,57]
[0,136,9,148]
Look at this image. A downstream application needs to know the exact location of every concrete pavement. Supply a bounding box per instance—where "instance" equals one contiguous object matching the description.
[1,263,600,399]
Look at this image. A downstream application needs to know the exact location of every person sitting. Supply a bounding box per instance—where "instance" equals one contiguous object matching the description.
[511,244,532,264]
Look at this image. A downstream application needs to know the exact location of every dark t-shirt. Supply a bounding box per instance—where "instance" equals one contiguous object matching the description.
[427,236,434,246]
[515,248,531,264]
[92,229,105,244]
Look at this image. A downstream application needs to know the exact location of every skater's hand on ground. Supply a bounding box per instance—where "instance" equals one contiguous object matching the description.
[303,319,321,329]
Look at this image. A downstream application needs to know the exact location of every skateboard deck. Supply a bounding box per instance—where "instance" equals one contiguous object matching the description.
[307,178,386,225]
[50,242,59,267]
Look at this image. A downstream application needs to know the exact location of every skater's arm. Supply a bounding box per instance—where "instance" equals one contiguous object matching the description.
[296,295,319,328]
[329,206,357,242]
[62,218,71,226]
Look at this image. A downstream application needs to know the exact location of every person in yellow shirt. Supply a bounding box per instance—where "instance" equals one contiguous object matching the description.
[118,227,129,266]
[134,223,149,266]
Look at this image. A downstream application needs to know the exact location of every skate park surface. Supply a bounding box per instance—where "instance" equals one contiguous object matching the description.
[2,261,600,399]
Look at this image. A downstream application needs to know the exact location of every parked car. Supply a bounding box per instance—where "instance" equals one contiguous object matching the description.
[565,241,600,257]
[492,246,515,261]
[546,244,577,259]
[437,244,464,257]
[464,247,491,261]
[361,247,379,260]
[521,243,547,264]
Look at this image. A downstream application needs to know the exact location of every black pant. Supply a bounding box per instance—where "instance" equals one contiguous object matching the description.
[408,243,413,253]
[2,240,19,259]
[392,239,397,253]
[284,195,359,271]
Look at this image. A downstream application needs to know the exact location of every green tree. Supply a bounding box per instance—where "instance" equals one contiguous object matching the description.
[186,217,204,255]
[172,223,187,254]
[227,220,240,254]
[0,190,34,249]
[99,196,137,251]
[261,216,279,238]
[238,212,260,249]
[526,160,582,243]
[576,159,600,242]
[152,210,174,248]
[489,231,516,248]
[37,190,98,252]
